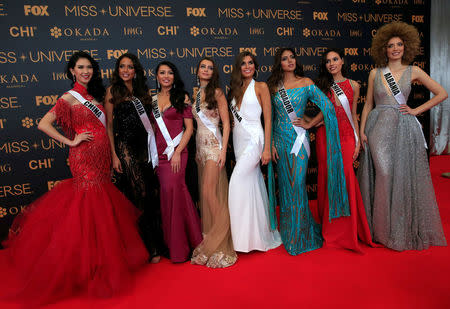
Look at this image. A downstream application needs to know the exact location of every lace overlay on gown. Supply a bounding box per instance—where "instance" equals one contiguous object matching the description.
[1,82,149,306]
[191,97,237,268]
[113,99,166,258]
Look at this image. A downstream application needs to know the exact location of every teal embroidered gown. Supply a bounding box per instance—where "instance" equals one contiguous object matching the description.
[268,85,350,255]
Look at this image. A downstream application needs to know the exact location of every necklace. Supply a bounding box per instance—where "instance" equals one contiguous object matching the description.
[334,78,347,83]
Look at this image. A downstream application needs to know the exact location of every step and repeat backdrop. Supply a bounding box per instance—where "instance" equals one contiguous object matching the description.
[0,0,430,241]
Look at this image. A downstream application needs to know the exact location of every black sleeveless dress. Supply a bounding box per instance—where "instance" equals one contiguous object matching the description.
[113,99,167,258]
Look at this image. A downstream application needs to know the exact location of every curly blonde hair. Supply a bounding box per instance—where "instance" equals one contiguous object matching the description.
[371,22,420,66]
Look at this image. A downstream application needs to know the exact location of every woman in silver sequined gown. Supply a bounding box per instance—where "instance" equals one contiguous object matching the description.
[358,22,447,251]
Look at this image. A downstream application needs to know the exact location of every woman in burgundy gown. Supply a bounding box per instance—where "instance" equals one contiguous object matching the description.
[151,61,202,263]
[1,51,149,306]
[315,48,375,252]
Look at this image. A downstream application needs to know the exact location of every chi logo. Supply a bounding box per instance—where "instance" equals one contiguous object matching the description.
[50,26,62,38]
[190,26,200,37]
[302,28,311,37]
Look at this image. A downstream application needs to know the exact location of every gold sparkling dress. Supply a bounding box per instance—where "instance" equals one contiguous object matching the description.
[191,94,237,268]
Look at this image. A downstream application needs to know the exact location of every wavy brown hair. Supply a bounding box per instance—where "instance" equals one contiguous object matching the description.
[267,47,304,95]
[316,48,348,94]
[196,57,220,110]
[228,51,258,103]
[371,22,420,66]
[109,53,151,106]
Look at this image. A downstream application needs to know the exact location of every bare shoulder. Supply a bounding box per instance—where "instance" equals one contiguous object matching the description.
[214,87,225,98]
[297,77,314,88]
[60,92,76,104]
[255,81,269,90]
[349,79,361,90]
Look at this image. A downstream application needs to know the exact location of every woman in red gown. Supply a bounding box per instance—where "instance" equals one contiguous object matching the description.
[315,48,375,252]
[1,51,149,305]
[151,61,202,263]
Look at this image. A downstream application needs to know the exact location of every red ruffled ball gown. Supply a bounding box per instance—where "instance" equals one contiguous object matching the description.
[1,82,149,306]
[315,79,377,252]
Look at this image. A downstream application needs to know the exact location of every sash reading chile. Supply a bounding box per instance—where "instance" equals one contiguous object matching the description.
[131,96,158,167]
[195,90,223,149]
[68,90,106,127]
[330,81,359,143]
[278,84,310,157]
[381,67,427,149]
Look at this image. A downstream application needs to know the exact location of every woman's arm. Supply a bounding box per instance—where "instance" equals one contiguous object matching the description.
[171,94,193,173]
[216,88,230,169]
[257,82,272,165]
[360,69,376,149]
[105,87,122,173]
[399,66,448,115]
[37,97,92,147]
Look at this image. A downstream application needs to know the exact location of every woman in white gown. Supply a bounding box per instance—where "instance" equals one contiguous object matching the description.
[228,51,282,252]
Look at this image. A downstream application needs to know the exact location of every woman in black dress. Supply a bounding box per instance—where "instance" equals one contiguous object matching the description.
[105,53,166,262]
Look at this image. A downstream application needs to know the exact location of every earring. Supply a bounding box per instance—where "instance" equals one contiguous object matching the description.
[133,74,137,80]
[173,83,176,89]
[73,75,76,82]
[196,76,200,87]
[254,70,259,78]
[157,80,160,89]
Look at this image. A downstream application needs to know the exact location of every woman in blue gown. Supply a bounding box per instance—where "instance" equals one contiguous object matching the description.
[267,47,350,255]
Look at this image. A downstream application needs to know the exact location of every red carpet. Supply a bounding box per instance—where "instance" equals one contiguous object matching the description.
[1,155,449,309]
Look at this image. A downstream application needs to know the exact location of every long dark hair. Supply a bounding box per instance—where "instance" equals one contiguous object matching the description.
[155,61,188,113]
[196,57,220,109]
[109,53,151,106]
[228,51,258,103]
[267,47,304,95]
[316,48,347,94]
[66,51,105,102]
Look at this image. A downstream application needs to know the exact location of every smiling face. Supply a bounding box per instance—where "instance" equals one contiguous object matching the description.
[156,64,174,88]
[325,51,344,75]
[240,55,256,79]
[197,59,214,82]
[70,58,93,87]
[118,57,135,83]
[280,49,296,73]
[386,36,404,62]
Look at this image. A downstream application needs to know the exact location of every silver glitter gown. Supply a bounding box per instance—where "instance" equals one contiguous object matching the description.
[358,66,446,251]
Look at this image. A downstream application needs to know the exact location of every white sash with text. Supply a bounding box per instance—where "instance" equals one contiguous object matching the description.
[151,95,183,160]
[278,84,310,157]
[330,81,359,143]
[195,90,222,149]
[68,90,106,128]
[131,96,158,167]
[381,67,427,149]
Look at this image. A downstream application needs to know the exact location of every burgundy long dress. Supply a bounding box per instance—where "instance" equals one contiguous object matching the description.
[151,101,202,262]
[315,79,376,252]
[1,82,149,306]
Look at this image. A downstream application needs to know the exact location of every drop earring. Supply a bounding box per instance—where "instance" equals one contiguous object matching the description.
[157,80,160,90]
[196,76,200,87]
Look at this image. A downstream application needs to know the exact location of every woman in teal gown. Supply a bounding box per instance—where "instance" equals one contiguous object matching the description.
[267,48,350,255]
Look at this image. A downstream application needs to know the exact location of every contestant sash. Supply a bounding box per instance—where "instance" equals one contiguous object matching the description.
[151,95,183,160]
[131,96,158,167]
[278,84,310,157]
[331,81,359,143]
[381,67,427,149]
[195,90,222,149]
[68,90,106,128]
[229,98,260,146]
